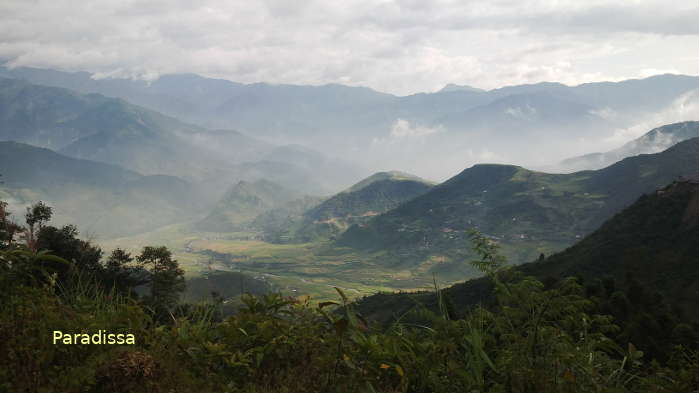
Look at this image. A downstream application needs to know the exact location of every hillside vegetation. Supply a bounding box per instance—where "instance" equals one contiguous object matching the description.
[289,171,433,242]
[356,180,699,358]
[341,137,699,266]
[196,180,302,233]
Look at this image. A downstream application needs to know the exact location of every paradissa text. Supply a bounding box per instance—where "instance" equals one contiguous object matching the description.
[53,330,135,345]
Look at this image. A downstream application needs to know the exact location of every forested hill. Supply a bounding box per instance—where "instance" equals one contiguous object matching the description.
[355,178,699,330]
[196,179,301,232]
[340,137,699,264]
[289,171,434,242]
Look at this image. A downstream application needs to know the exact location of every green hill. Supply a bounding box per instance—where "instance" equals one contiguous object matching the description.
[250,196,325,243]
[196,180,300,232]
[356,178,699,328]
[519,178,699,314]
[0,141,201,237]
[290,171,433,242]
[340,137,699,266]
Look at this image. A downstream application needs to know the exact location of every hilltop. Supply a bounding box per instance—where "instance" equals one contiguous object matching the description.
[289,171,433,242]
[196,180,302,233]
[340,137,699,266]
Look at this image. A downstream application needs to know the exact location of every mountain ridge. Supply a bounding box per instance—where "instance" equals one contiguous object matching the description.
[340,137,699,267]
[560,121,699,171]
[5,66,699,180]
[0,141,202,237]
[355,178,699,327]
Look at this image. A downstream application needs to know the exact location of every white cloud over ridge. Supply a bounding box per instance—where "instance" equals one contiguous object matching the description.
[1,0,699,95]
[389,119,442,138]
[603,89,699,147]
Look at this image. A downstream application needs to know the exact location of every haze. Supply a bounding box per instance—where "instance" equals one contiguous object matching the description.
[3,0,699,180]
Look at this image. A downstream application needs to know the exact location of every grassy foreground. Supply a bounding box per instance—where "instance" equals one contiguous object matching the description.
[2,234,698,392]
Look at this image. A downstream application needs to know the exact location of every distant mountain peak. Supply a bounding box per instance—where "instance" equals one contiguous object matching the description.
[560,121,699,172]
[439,83,485,93]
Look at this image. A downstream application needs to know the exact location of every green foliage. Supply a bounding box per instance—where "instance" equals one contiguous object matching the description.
[25,200,52,229]
[24,200,52,250]
[0,200,21,249]
[137,245,186,318]
[103,248,149,294]
[37,224,103,278]
[290,174,433,243]
[2,200,699,392]
[184,270,271,312]
[468,229,507,279]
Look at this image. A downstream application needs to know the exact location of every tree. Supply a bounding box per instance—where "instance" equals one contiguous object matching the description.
[36,224,103,280]
[0,201,21,249]
[137,246,185,316]
[25,201,53,251]
[103,248,148,294]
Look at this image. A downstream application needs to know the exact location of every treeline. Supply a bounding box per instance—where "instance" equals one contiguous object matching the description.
[1,201,698,392]
[1,200,186,319]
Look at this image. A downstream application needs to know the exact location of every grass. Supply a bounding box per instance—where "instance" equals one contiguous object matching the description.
[96,212,575,303]
[98,223,447,302]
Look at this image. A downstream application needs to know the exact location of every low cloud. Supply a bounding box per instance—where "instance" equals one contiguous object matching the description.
[504,105,537,120]
[389,119,442,138]
[603,89,699,147]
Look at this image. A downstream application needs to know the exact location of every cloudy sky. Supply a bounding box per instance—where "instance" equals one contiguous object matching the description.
[1,0,698,95]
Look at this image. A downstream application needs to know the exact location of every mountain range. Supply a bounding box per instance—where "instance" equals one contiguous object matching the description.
[0,141,200,237]
[4,66,699,178]
[0,76,365,198]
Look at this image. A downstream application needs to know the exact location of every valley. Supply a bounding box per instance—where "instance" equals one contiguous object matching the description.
[92,127,699,305]
[99,223,440,302]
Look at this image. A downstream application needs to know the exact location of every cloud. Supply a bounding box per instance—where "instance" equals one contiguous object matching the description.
[504,105,537,120]
[1,0,699,94]
[602,89,699,147]
[389,119,442,138]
